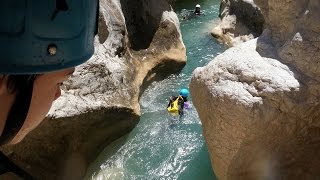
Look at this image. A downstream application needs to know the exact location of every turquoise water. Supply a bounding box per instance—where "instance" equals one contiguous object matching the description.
[86,0,225,179]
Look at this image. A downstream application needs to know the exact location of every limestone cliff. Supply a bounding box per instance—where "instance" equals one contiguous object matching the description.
[191,0,320,179]
[1,0,186,179]
[211,0,265,46]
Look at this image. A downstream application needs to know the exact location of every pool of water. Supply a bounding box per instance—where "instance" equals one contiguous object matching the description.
[85,0,226,179]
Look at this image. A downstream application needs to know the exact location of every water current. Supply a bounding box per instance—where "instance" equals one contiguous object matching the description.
[85,0,226,179]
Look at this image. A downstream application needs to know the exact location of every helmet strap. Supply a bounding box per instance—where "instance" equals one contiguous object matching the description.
[0,78,34,145]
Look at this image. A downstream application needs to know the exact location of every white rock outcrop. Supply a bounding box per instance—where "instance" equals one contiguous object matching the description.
[211,0,264,46]
[191,39,302,179]
[191,0,320,179]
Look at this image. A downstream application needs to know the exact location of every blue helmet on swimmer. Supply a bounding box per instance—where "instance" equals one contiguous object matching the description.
[0,0,99,74]
[179,88,189,98]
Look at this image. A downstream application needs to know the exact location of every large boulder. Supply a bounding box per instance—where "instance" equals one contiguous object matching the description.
[191,0,320,179]
[0,0,186,179]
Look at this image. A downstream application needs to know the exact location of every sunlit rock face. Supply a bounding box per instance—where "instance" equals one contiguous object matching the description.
[191,0,320,179]
[255,0,320,81]
[0,0,186,179]
[211,0,265,46]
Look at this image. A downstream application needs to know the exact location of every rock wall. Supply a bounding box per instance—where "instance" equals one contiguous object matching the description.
[0,0,186,179]
[255,0,320,81]
[191,0,320,179]
[120,0,171,50]
[211,0,265,46]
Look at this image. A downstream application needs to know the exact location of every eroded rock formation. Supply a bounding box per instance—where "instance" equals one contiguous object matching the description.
[191,0,320,179]
[120,0,171,51]
[0,0,186,179]
[211,0,265,46]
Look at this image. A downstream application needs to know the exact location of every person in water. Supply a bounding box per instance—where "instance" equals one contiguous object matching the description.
[181,4,204,20]
[194,4,202,15]
[0,0,98,179]
[167,89,190,115]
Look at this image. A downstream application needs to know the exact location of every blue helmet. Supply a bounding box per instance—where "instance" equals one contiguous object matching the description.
[179,88,189,98]
[0,0,98,74]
